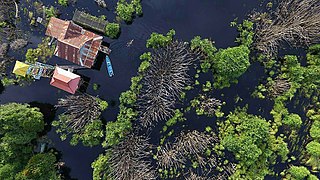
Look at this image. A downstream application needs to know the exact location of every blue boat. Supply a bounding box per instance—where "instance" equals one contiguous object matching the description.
[105,55,114,77]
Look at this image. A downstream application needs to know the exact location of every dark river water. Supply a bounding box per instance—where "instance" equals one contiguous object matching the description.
[0,0,274,179]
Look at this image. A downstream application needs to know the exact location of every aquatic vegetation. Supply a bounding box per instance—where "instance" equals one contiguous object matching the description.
[252,0,320,57]
[105,23,120,39]
[146,29,176,49]
[116,0,142,23]
[190,95,223,117]
[58,0,68,7]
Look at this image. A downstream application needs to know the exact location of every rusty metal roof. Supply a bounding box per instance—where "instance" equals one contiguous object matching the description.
[46,17,103,68]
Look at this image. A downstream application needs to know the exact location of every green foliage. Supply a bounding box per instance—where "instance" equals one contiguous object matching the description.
[105,23,120,39]
[25,38,55,63]
[57,0,68,6]
[119,90,137,105]
[146,29,176,49]
[92,153,111,180]
[44,6,57,20]
[16,153,60,180]
[306,141,320,157]
[70,120,104,147]
[104,111,133,147]
[190,36,217,72]
[236,20,254,47]
[140,52,152,61]
[0,103,44,145]
[138,60,150,73]
[212,45,250,89]
[96,98,108,111]
[116,0,142,23]
[165,109,185,127]
[0,103,51,179]
[52,115,104,147]
[219,108,288,179]
[288,166,310,180]
[310,119,320,140]
[283,113,302,129]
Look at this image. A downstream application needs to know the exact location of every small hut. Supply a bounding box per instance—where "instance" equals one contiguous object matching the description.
[13,61,30,77]
[72,9,107,34]
[50,67,81,94]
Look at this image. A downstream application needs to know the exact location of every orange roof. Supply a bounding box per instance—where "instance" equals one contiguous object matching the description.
[46,17,70,39]
[46,17,103,68]
[50,67,81,94]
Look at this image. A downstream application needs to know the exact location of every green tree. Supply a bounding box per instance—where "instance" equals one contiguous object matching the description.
[16,153,60,180]
[306,141,320,170]
[0,103,67,179]
[219,108,288,179]
[92,153,111,180]
[146,29,176,49]
[105,23,120,39]
[288,166,310,180]
[116,0,135,23]
[283,113,302,129]
[213,45,250,89]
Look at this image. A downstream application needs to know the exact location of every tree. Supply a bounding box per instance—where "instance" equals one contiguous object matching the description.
[0,103,44,145]
[310,120,320,140]
[98,133,156,180]
[0,104,61,179]
[105,23,120,39]
[288,166,310,180]
[139,41,201,127]
[212,45,250,89]
[306,141,320,170]
[116,0,135,23]
[16,153,60,180]
[219,108,288,179]
[283,113,302,129]
[146,29,176,49]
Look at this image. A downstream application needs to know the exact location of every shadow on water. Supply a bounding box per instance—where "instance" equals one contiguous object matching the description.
[29,101,56,135]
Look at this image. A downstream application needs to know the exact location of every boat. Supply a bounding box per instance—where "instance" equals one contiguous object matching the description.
[105,55,114,77]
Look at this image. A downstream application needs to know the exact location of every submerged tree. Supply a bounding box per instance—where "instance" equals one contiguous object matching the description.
[138,41,201,127]
[252,0,320,57]
[95,133,156,180]
[267,77,291,98]
[55,93,107,132]
[53,94,107,146]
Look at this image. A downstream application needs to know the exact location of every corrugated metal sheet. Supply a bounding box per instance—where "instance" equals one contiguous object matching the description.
[46,17,103,68]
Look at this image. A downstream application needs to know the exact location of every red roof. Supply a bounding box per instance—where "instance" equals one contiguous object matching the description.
[46,17,103,68]
[50,67,81,94]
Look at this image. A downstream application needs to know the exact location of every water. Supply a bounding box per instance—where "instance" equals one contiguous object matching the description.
[0,0,269,179]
